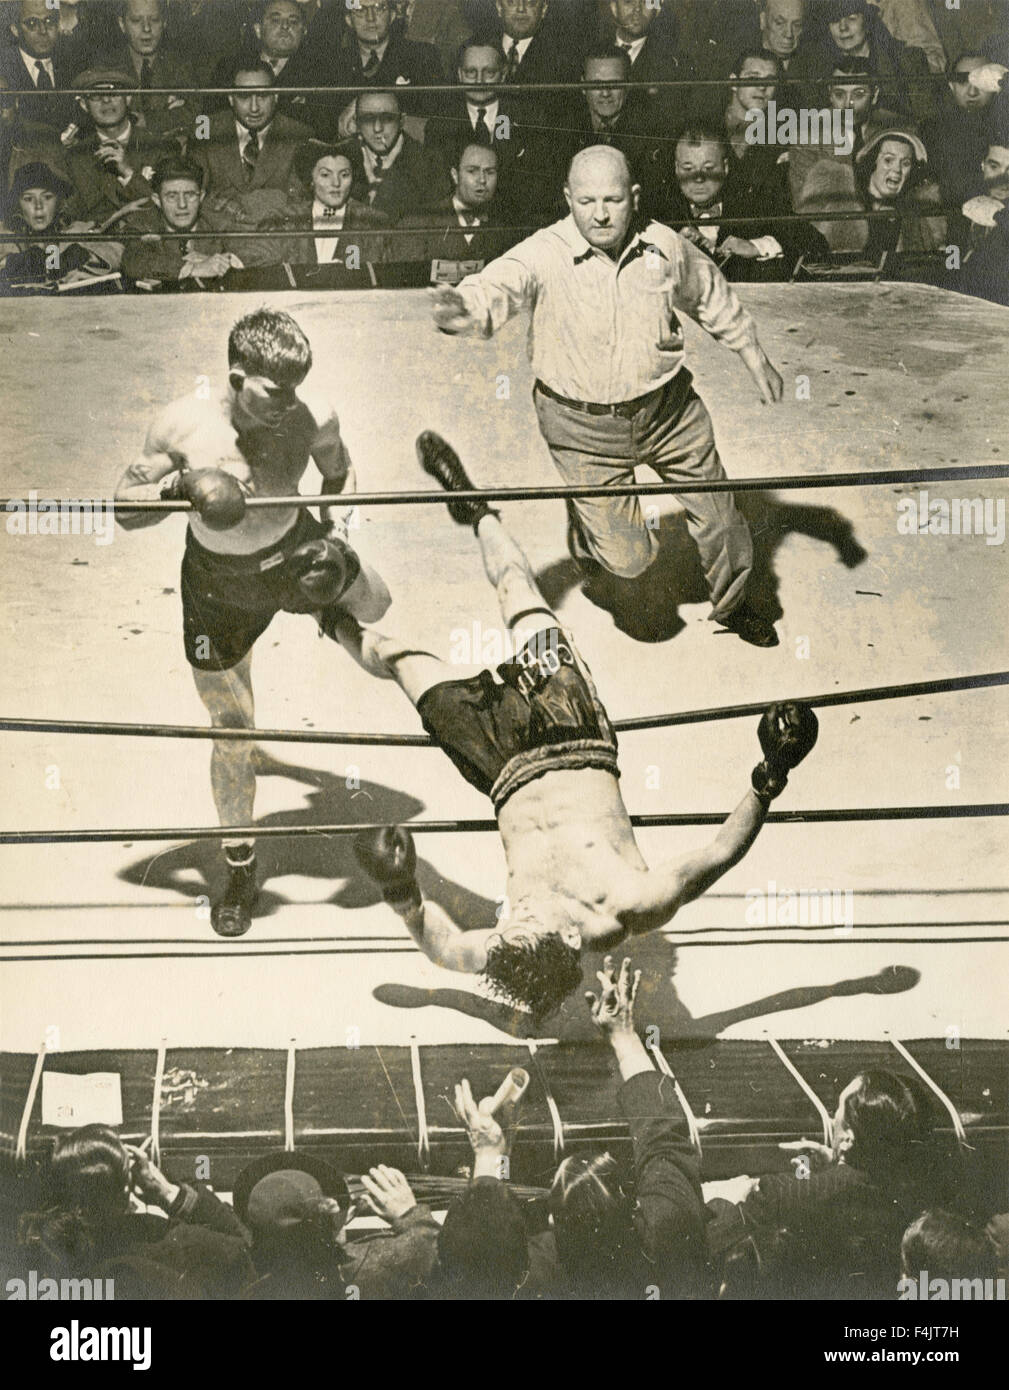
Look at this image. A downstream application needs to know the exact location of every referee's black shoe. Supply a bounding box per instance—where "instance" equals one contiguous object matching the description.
[211,851,259,938]
[716,601,779,648]
[416,431,500,533]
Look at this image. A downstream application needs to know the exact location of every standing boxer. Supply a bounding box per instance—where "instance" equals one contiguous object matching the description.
[431,144,784,647]
[114,309,391,937]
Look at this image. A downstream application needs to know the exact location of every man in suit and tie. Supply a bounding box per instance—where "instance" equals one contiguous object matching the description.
[319,0,444,137]
[246,0,325,130]
[348,88,440,222]
[195,59,311,201]
[425,37,557,221]
[664,125,827,281]
[606,0,695,126]
[113,0,198,141]
[563,46,666,214]
[494,0,586,124]
[193,58,311,264]
[0,0,76,135]
[388,137,517,284]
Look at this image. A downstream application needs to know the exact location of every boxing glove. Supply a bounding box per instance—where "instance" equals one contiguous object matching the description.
[751,702,818,802]
[353,826,420,907]
[288,535,361,608]
[162,468,246,531]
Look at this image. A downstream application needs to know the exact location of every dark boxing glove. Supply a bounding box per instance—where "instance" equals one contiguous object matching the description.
[751,702,818,802]
[288,535,361,608]
[353,826,421,908]
[162,468,246,531]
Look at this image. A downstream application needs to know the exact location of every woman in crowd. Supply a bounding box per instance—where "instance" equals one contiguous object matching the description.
[15,1124,252,1298]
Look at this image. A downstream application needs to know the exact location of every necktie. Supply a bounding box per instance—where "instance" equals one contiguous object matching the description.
[475,104,494,141]
[363,49,380,78]
[504,43,520,81]
[34,61,53,91]
[140,59,153,90]
[618,41,634,59]
[242,131,260,182]
[323,207,338,218]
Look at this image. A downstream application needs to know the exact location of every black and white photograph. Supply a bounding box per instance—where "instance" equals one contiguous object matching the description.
[0,0,1006,1360]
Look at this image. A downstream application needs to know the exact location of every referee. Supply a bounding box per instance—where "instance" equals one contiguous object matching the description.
[431,144,784,648]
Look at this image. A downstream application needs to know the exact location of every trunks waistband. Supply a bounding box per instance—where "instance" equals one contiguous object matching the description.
[184,515,304,574]
[490,738,620,815]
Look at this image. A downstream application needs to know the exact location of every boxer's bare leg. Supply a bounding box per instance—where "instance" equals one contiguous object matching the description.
[192,654,257,836]
[337,556,392,624]
[327,611,450,708]
[192,654,259,936]
[475,512,556,630]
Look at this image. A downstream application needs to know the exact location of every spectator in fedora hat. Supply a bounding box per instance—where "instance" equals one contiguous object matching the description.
[234,1152,439,1300]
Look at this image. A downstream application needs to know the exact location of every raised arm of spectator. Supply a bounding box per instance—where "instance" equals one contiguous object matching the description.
[587,957,707,1280]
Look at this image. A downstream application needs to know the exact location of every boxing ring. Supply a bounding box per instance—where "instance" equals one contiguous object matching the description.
[1,285,1007,1197]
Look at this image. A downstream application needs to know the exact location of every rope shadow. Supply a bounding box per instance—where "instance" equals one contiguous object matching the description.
[535,489,868,642]
[116,749,498,928]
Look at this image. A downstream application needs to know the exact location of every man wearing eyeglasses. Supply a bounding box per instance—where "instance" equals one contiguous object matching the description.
[348,88,441,223]
[327,0,443,131]
[0,0,76,133]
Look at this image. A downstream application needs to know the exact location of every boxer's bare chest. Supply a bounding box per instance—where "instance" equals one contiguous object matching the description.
[168,403,317,497]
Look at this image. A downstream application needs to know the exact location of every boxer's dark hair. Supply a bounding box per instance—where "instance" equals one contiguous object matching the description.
[228,308,312,385]
[481,931,582,1021]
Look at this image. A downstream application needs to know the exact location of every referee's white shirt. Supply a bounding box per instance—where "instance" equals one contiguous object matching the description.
[454,216,759,405]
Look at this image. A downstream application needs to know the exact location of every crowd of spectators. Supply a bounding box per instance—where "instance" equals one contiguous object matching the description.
[2,957,1006,1300]
[0,0,1006,300]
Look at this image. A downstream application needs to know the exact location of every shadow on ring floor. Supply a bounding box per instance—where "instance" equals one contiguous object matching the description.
[535,489,868,642]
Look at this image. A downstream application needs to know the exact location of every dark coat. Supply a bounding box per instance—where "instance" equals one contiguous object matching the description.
[64,121,172,221]
[327,32,444,122]
[193,109,312,199]
[425,92,559,219]
[120,208,226,282]
[106,44,199,140]
[348,132,442,224]
[386,196,518,285]
[663,166,828,280]
[0,43,77,132]
[15,1183,253,1301]
[257,194,389,267]
[788,15,939,126]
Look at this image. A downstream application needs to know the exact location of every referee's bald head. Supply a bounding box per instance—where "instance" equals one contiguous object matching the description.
[566,144,634,192]
[564,145,641,255]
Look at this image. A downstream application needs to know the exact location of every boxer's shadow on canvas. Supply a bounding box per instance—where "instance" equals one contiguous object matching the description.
[535,490,868,642]
[118,749,499,927]
[374,932,919,1041]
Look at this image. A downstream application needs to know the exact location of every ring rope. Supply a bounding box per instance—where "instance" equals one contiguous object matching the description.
[6,204,975,245]
[1,805,1006,846]
[6,462,1006,516]
[32,72,954,98]
[3,671,1005,747]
